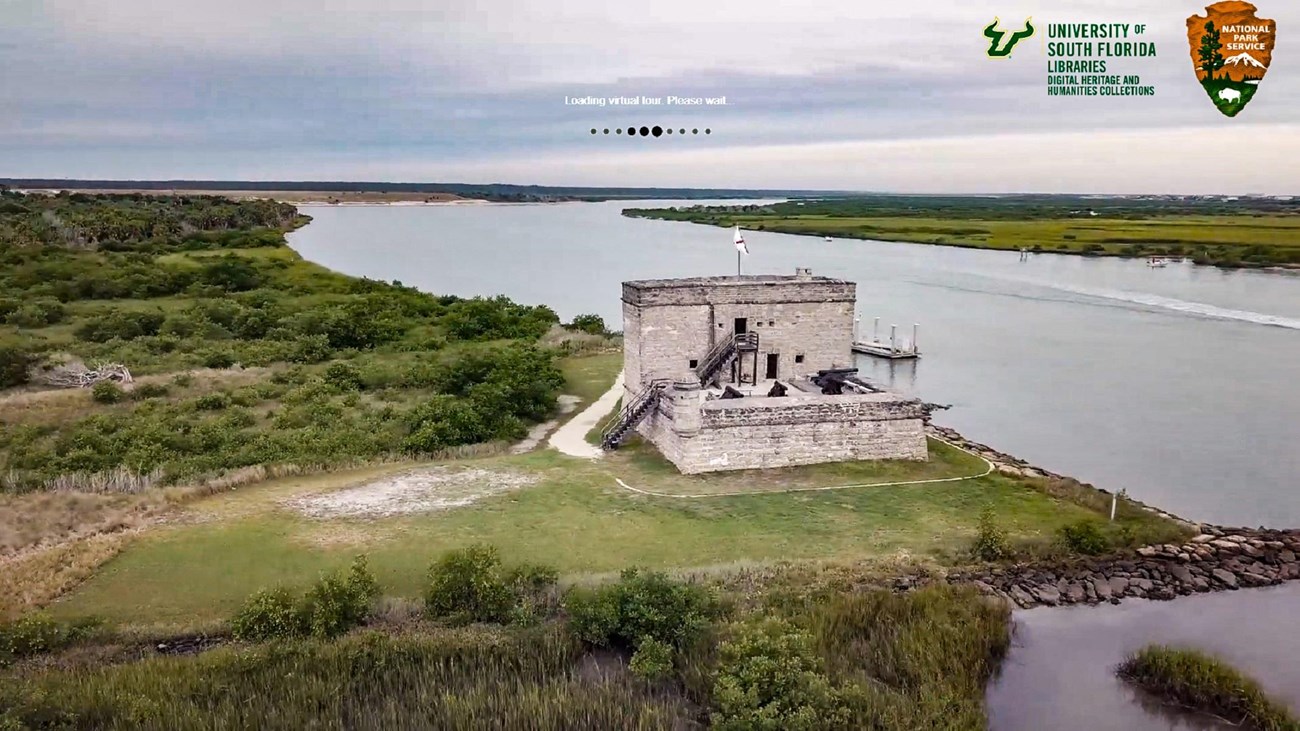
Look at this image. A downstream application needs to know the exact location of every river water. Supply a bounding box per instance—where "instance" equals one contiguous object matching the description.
[288,200,1300,529]
[988,582,1300,731]
[288,201,1300,729]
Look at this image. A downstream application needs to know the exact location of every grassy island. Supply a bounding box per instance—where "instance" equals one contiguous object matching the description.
[624,195,1300,268]
[1118,645,1300,731]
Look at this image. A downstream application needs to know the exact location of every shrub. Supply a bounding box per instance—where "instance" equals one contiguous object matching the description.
[506,563,560,596]
[323,361,364,392]
[74,309,165,343]
[425,544,515,624]
[5,299,65,328]
[195,392,232,411]
[131,382,170,400]
[1118,645,1300,731]
[91,381,124,404]
[971,506,1011,561]
[171,372,195,387]
[402,396,490,454]
[711,618,847,731]
[629,637,675,680]
[231,557,379,642]
[201,351,237,369]
[564,569,719,652]
[231,587,303,642]
[199,256,264,292]
[298,556,380,638]
[0,344,35,389]
[564,587,622,646]
[288,334,333,363]
[443,296,559,341]
[1059,519,1109,555]
[565,313,607,336]
[0,614,100,666]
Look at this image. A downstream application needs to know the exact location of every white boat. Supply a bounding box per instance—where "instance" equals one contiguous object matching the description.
[824,236,833,242]
[1148,257,1167,268]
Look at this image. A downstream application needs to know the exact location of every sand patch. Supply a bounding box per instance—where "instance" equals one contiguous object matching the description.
[287,467,540,519]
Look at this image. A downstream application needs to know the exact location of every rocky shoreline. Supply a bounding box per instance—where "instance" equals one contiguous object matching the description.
[926,423,1299,609]
[949,526,1300,609]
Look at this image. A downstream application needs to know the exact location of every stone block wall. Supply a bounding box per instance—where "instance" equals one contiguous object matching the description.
[622,275,856,395]
[638,392,928,474]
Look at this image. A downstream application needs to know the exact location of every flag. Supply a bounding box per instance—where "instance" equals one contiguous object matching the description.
[733,226,749,255]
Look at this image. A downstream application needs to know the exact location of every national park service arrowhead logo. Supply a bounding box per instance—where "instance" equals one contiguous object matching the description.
[1187,1,1276,116]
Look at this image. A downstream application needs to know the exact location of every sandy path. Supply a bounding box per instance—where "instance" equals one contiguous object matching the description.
[548,372,624,459]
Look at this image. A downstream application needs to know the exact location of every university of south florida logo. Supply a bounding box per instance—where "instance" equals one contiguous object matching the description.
[1187,1,1277,116]
[984,17,1036,58]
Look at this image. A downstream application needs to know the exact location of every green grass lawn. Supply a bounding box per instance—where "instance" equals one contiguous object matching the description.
[51,442,1108,627]
[557,351,620,406]
[41,352,1181,628]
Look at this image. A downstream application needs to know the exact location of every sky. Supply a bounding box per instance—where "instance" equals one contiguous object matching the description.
[1,0,1297,193]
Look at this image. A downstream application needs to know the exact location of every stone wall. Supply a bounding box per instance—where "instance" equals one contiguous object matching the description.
[640,393,928,474]
[622,276,855,395]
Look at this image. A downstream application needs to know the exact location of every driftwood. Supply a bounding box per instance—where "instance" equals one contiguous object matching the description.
[33,360,133,389]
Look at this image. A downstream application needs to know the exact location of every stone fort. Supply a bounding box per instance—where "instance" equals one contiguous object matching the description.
[601,269,930,473]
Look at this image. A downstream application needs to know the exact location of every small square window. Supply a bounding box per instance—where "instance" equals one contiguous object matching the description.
[768,320,774,326]
[689,359,698,368]
[755,321,762,327]
[795,354,805,364]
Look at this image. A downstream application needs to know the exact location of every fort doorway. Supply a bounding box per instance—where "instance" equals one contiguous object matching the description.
[765,353,779,379]
[733,317,748,335]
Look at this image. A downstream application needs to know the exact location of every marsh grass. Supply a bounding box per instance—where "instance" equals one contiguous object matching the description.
[0,583,1010,731]
[0,627,689,730]
[1118,645,1300,731]
[0,532,136,620]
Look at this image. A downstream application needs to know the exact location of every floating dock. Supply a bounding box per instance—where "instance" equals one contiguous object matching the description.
[851,319,920,360]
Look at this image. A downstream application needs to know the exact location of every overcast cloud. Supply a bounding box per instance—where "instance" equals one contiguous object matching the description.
[1,0,1297,192]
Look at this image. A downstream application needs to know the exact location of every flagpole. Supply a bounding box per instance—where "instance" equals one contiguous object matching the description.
[737,248,741,277]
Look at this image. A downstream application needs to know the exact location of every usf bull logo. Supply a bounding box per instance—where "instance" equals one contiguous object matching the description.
[984,17,1035,58]
[1187,1,1277,117]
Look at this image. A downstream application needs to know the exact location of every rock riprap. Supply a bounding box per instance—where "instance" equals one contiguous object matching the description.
[949,527,1300,609]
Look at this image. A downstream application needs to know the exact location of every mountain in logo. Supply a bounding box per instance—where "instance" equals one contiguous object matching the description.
[1223,51,1266,68]
[1186,1,1277,117]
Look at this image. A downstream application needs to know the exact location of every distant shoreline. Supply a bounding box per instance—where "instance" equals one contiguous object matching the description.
[14,188,481,205]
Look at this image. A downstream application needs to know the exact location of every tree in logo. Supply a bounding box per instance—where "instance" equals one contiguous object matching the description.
[984,18,1035,58]
[1197,21,1225,80]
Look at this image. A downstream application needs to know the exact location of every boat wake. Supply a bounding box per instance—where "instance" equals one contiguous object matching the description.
[1038,282,1300,331]
[907,275,1300,331]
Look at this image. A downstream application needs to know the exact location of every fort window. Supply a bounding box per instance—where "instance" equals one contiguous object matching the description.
[689,359,698,368]
[768,320,775,326]
[795,354,805,364]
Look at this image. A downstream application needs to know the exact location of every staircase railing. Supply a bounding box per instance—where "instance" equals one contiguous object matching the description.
[694,332,759,385]
[599,379,669,451]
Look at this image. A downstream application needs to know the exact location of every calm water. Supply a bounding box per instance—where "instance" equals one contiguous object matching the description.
[288,200,1300,729]
[288,200,1300,528]
[989,583,1300,731]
